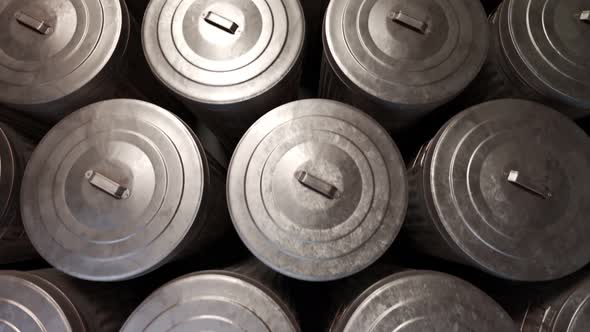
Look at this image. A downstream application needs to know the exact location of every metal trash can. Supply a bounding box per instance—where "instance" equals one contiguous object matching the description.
[504,272,590,332]
[227,99,408,281]
[329,270,517,331]
[467,0,590,118]
[121,260,300,332]
[142,0,305,150]
[0,269,146,332]
[406,99,590,281]
[320,0,489,132]
[0,123,37,264]
[20,99,231,281]
[0,0,139,123]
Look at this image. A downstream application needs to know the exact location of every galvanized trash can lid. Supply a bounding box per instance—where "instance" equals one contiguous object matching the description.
[499,0,590,109]
[323,0,488,108]
[20,99,206,282]
[121,271,300,332]
[0,0,123,106]
[551,277,590,332]
[142,0,304,104]
[428,99,590,281]
[0,125,17,222]
[0,271,85,332]
[334,270,516,331]
[228,99,408,281]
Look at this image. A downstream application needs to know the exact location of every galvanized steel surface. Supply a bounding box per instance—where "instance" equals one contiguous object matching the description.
[526,276,590,332]
[463,0,590,118]
[0,270,84,332]
[406,99,590,281]
[0,0,131,122]
[121,269,300,332]
[228,99,408,281]
[0,269,145,332]
[142,0,305,148]
[493,0,590,117]
[320,0,489,131]
[20,99,229,281]
[330,270,517,332]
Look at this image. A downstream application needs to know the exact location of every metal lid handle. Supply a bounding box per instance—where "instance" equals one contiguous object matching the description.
[389,10,428,34]
[204,11,239,35]
[580,10,590,23]
[15,11,53,35]
[85,170,130,200]
[295,171,340,199]
[507,170,552,200]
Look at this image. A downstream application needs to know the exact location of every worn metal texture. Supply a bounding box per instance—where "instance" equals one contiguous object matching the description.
[0,0,142,123]
[0,269,146,332]
[20,99,231,281]
[463,0,590,118]
[228,99,407,281]
[515,273,590,332]
[406,99,590,281]
[121,260,300,332]
[142,0,305,151]
[320,0,489,132]
[330,270,517,332]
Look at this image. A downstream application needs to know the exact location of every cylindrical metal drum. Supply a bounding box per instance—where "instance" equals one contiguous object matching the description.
[0,123,37,264]
[507,273,590,332]
[142,0,305,150]
[0,0,139,123]
[406,99,590,281]
[320,0,489,132]
[330,270,517,331]
[228,99,408,281]
[469,0,590,118]
[121,260,300,332]
[0,269,147,332]
[20,99,231,281]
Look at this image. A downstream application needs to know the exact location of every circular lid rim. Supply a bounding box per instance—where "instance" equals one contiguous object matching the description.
[20,99,205,282]
[141,0,305,105]
[323,0,489,107]
[0,0,124,106]
[340,270,514,331]
[0,271,82,332]
[498,0,590,108]
[553,277,590,332]
[121,270,300,332]
[227,99,408,281]
[428,99,590,281]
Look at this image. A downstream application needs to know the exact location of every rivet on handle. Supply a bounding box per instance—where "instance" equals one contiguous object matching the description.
[580,10,590,23]
[85,170,130,200]
[204,11,239,35]
[507,170,552,200]
[15,11,53,35]
[389,10,428,34]
[295,171,340,200]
